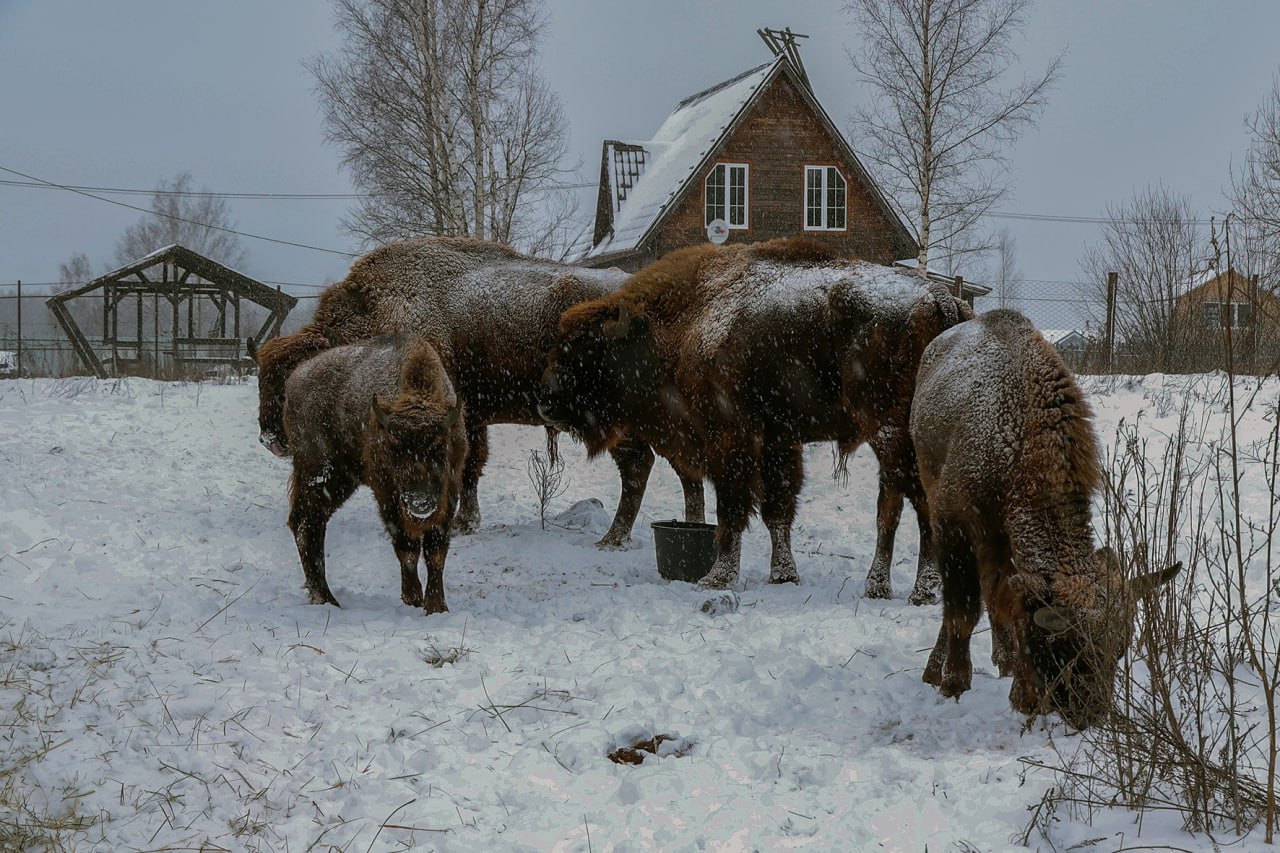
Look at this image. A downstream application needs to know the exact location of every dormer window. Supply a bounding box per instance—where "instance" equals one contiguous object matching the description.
[705,163,749,228]
[804,166,847,231]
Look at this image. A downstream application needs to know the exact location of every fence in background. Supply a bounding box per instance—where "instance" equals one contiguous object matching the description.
[3,279,1277,378]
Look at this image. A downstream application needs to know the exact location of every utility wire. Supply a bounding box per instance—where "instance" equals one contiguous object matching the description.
[0,164,360,258]
[0,176,596,197]
[2,169,1233,223]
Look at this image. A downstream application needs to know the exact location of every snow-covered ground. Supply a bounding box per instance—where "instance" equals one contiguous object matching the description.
[0,374,1274,851]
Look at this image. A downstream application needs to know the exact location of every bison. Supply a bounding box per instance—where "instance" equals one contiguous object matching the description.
[911,309,1179,727]
[283,334,467,614]
[538,237,968,598]
[250,236,703,546]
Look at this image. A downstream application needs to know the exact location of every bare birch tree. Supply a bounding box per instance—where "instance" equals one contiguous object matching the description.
[843,0,1061,272]
[309,0,577,254]
[1230,74,1280,290]
[990,227,1021,309]
[1079,185,1207,372]
[113,173,247,269]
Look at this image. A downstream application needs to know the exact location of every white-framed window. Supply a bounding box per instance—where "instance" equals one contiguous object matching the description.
[705,163,749,229]
[1203,301,1252,328]
[804,166,847,231]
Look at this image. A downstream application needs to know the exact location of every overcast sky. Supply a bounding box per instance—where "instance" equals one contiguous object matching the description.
[2,0,1279,328]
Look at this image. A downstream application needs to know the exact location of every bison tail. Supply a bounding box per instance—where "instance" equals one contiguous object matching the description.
[926,282,962,328]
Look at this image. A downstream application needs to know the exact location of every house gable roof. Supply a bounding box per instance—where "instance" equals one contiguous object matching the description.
[582,55,916,264]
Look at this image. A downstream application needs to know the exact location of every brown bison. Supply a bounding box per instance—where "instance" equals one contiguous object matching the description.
[538,237,968,597]
[283,334,467,614]
[912,310,1179,727]
[251,236,704,546]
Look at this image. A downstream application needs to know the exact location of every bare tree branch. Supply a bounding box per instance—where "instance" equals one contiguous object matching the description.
[844,0,1062,272]
[309,0,577,256]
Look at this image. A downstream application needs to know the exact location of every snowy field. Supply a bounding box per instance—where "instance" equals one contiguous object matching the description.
[0,374,1274,851]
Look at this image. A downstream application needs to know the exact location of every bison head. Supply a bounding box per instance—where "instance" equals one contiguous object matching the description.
[538,300,656,453]
[368,394,466,525]
[1024,549,1181,728]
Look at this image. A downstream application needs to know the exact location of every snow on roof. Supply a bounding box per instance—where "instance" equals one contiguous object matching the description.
[584,58,781,261]
[1039,328,1088,345]
[891,258,993,296]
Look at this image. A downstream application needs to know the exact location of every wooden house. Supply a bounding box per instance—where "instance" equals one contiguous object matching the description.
[1174,267,1280,372]
[575,30,988,305]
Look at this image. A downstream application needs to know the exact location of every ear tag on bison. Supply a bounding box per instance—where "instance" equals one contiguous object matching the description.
[603,302,631,339]
[371,395,392,429]
[1032,605,1076,636]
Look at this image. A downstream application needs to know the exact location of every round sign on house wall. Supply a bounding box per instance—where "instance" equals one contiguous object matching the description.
[706,219,729,244]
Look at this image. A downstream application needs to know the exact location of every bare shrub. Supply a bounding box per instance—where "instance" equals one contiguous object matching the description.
[527,446,567,530]
[1029,377,1280,843]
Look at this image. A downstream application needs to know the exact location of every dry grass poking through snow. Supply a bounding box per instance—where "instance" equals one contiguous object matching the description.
[1028,375,1280,844]
[0,623,100,849]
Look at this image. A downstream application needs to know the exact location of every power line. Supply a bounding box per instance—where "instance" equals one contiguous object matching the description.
[0,176,596,197]
[0,164,359,259]
[1,164,1252,225]
[0,178,365,199]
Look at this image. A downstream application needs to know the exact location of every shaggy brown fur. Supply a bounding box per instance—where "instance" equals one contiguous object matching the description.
[249,327,331,456]
[252,236,704,546]
[284,335,467,614]
[911,310,1178,727]
[540,237,969,596]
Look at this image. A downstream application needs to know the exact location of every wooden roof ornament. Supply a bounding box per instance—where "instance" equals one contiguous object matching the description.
[45,244,297,379]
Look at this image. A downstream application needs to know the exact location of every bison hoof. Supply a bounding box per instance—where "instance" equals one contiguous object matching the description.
[308,588,341,607]
[767,569,799,585]
[697,570,738,590]
[595,532,629,550]
[422,601,449,616]
[939,672,971,699]
[907,585,939,606]
[864,575,892,600]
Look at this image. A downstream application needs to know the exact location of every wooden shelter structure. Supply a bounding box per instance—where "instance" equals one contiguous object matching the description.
[46,244,296,379]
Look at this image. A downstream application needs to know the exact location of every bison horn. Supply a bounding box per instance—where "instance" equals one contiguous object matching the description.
[1032,605,1077,636]
[371,395,392,429]
[442,401,462,429]
[1128,562,1182,598]
[245,336,258,364]
[603,302,631,339]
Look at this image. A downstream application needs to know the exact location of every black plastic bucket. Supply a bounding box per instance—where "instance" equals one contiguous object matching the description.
[651,520,718,583]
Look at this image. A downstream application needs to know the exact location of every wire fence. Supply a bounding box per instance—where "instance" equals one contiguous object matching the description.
[1,277,1276,378]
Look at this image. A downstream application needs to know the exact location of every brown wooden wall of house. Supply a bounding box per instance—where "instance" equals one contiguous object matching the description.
[610,75,908,272]
[1172,271,1280,372]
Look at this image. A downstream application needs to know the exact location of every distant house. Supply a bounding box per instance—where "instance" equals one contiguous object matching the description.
[575,29,988,305]
[1173,267,1280,370]
[1040,328,1092,366]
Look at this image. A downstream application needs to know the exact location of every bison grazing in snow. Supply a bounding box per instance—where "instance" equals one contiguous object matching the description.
[538,237,968,597]
[284,334,467,614]
[912,309,1179,727]
[251,236,703,546]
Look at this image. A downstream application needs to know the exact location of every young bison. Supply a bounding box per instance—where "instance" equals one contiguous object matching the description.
[284,335,467,614]
[250,236,704,547]
[539,238,967,598]
[911,310,1178,727]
